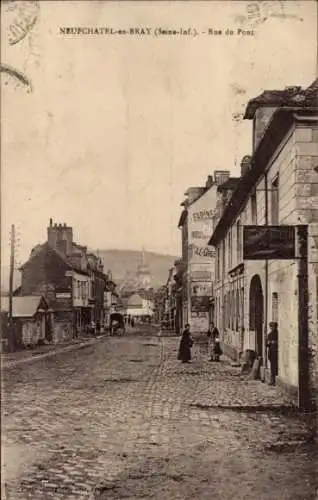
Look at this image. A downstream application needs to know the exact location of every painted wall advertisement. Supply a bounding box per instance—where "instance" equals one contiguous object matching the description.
[191,282,213,297]
[191,311,209,332]
[190,263,213,282]
[187,190,216,332]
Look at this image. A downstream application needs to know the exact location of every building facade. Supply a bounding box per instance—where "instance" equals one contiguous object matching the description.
[19,220,109,342]
[178,172,232,334]
[125,293,155,320]
[209,79,318,403]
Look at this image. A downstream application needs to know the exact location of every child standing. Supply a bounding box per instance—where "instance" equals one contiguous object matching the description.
[211,337,223,362]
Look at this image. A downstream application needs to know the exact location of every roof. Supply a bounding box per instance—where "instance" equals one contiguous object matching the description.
[1,296,47,317]
[209,106,318,247]
[127,293,143,306]
[20,242,90,276]
[178,208,188,228]
[244,79,318,119]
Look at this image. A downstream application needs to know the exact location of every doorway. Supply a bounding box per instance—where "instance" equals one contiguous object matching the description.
[249,275,264,358]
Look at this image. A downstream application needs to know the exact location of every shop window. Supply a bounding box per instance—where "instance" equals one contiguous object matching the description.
[240,287,244,330]
[232,290,235,331]
[236,289,240,331]
[228,292,231,329]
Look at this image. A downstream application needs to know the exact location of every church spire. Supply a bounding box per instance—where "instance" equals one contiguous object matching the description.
[141,246,146,266]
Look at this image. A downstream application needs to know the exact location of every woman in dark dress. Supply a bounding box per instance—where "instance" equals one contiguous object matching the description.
[267,321,278,385]
[178,324,193,363]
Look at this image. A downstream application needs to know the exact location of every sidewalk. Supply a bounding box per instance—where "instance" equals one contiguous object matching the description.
[1,333,105,369]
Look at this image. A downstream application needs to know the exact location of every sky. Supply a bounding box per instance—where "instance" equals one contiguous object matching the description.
[1,0,317,271]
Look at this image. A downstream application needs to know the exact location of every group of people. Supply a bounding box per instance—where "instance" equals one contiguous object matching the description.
[177,321,279,386]
[177,322,222,363]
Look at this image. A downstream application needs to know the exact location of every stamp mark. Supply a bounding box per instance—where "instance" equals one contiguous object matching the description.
[4,0,40,46]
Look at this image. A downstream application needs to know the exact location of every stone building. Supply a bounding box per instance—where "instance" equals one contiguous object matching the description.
[209,79,318,403]
[1,295,49,350]
[178,171,236,334]
[19,220,108,342]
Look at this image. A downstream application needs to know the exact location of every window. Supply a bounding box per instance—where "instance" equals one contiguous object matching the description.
[272,292,278,323]
[271,175,279,225]
[228,231,232,270]
[216,247,220,280]
[227,292,231,329]
[222,241,226,274]
[235,289,239,332]
[231,290,235,330]
[240,287,244,331]
[236,220,242,262]
[251,193,257,224]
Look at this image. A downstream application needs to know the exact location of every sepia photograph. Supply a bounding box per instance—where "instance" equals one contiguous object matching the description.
[1,1,318,499]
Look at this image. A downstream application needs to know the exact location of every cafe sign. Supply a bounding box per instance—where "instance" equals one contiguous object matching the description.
[243,225,296,260]
[189,244,215,259]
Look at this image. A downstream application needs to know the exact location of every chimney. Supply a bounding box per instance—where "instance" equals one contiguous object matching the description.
[214,170,230,186]
[284,86,302,93]
[61,224,73,254]
[240,155,252,177]
[47,220,73,253]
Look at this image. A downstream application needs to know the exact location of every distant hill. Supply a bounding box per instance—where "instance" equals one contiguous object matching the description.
[95,249,179,288]
[0,249,179,293]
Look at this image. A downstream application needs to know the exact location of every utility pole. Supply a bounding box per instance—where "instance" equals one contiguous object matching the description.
[8,224,15,352]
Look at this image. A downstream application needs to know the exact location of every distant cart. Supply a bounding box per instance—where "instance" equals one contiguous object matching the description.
[110,313,125,336]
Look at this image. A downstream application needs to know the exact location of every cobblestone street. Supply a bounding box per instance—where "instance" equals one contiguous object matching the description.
[2,334,318,500]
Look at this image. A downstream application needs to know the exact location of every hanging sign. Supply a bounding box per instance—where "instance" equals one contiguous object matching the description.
[243,225,296,260]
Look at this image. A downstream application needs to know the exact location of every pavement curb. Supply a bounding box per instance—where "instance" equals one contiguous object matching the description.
[2,336,105,369]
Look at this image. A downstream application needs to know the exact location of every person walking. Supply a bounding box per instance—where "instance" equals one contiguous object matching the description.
[207,322,219,362]
[178,324,193,363]
[267,321,278,385]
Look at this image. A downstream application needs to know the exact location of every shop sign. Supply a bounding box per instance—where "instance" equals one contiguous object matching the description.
[56,292,72,299]
[243,225,296,260]
[191,314,209,332]
[191,296,210,312]
[191,282,212,296]
[191,230,210,240]
[192,209,214,222]
[191,311,208,318]
[191,271,212,281]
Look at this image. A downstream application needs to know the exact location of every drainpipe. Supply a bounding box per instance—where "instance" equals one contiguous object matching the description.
[297,225,310,413]
[264,173,269,374]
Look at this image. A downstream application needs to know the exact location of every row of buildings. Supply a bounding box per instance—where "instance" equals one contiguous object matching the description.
[1,219,119,349]
[167,79,318,407]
